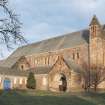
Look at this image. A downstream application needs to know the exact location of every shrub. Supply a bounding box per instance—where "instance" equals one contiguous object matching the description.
[26,72,36,89]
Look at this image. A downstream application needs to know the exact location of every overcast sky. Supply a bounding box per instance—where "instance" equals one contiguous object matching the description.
[1,0,105,59]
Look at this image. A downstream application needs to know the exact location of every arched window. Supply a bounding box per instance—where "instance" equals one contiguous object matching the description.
[73,53,75,60]
[45,57,47,65]
[77,52,79,59]
[20,64,25,70]
[45,57,48,65]
[94,25,97,36]
[91,25,97,38]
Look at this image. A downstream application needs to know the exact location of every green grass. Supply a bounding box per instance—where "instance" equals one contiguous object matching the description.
[0,90,105,105]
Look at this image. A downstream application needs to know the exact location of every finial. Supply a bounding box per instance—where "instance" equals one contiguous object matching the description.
[89,15,100,26]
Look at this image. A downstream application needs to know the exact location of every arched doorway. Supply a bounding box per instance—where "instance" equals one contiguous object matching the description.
[59,74,67,92]
[49,73,68,92]
[3,79,11,90]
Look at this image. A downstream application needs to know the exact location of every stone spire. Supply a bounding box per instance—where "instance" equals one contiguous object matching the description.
[89,15,100,26]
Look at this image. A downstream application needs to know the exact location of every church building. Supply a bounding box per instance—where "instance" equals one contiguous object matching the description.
[0,15,105,92]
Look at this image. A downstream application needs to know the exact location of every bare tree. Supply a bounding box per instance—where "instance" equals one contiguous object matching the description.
[90,66,105,91]
[82,62,91,92]
[0,0,26,50]
[82,62,105,92]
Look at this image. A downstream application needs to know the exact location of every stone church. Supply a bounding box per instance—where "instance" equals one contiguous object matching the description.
[0,15,105,92]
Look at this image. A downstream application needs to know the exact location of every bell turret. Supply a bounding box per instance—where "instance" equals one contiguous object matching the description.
[89,15,101,38]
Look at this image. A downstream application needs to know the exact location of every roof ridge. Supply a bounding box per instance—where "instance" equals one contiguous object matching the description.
[6,28,89,59]
[20,29,87,49]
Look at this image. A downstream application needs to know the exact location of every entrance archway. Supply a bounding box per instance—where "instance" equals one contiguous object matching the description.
[50,73,68,92]
[59,74,67,92]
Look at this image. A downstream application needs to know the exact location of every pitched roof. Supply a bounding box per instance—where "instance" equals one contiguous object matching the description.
[0,57,83,76]
[0,66,51,76]
[0,29,89,68]
[29,66,52,74]
[0,57,21,68]
[9,29,89,58]
[0,54,85,76]
[64,57,83,73]
[0,60,5,66]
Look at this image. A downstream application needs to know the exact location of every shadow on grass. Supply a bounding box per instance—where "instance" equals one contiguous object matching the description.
[81,92,105,104]
[0,90,97,105]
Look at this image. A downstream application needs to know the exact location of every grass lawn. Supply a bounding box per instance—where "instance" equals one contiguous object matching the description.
[0,90,105,105]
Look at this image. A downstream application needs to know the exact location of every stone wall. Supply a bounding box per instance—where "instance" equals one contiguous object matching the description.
[0,75,27,89]
[70,71,82,90]
[35,74,48,91]
[48,56,82,92]
[89,37,104,67]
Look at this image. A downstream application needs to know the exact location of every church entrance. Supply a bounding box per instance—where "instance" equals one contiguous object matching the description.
[49,73,68,92]
[59,74,67,92]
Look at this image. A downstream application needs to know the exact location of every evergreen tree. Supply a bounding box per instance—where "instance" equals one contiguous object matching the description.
[26,72,36,89]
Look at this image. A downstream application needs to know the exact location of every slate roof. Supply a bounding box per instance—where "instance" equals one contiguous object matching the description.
[0,66,52,76]
[0,29,90,68]
[0,57,83,76]
[9,29,89,58]
[64,57,83,73]
[0,60,5,66]
[29,66,52,74]
[1,27,105,74]
[0,57,21,68]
